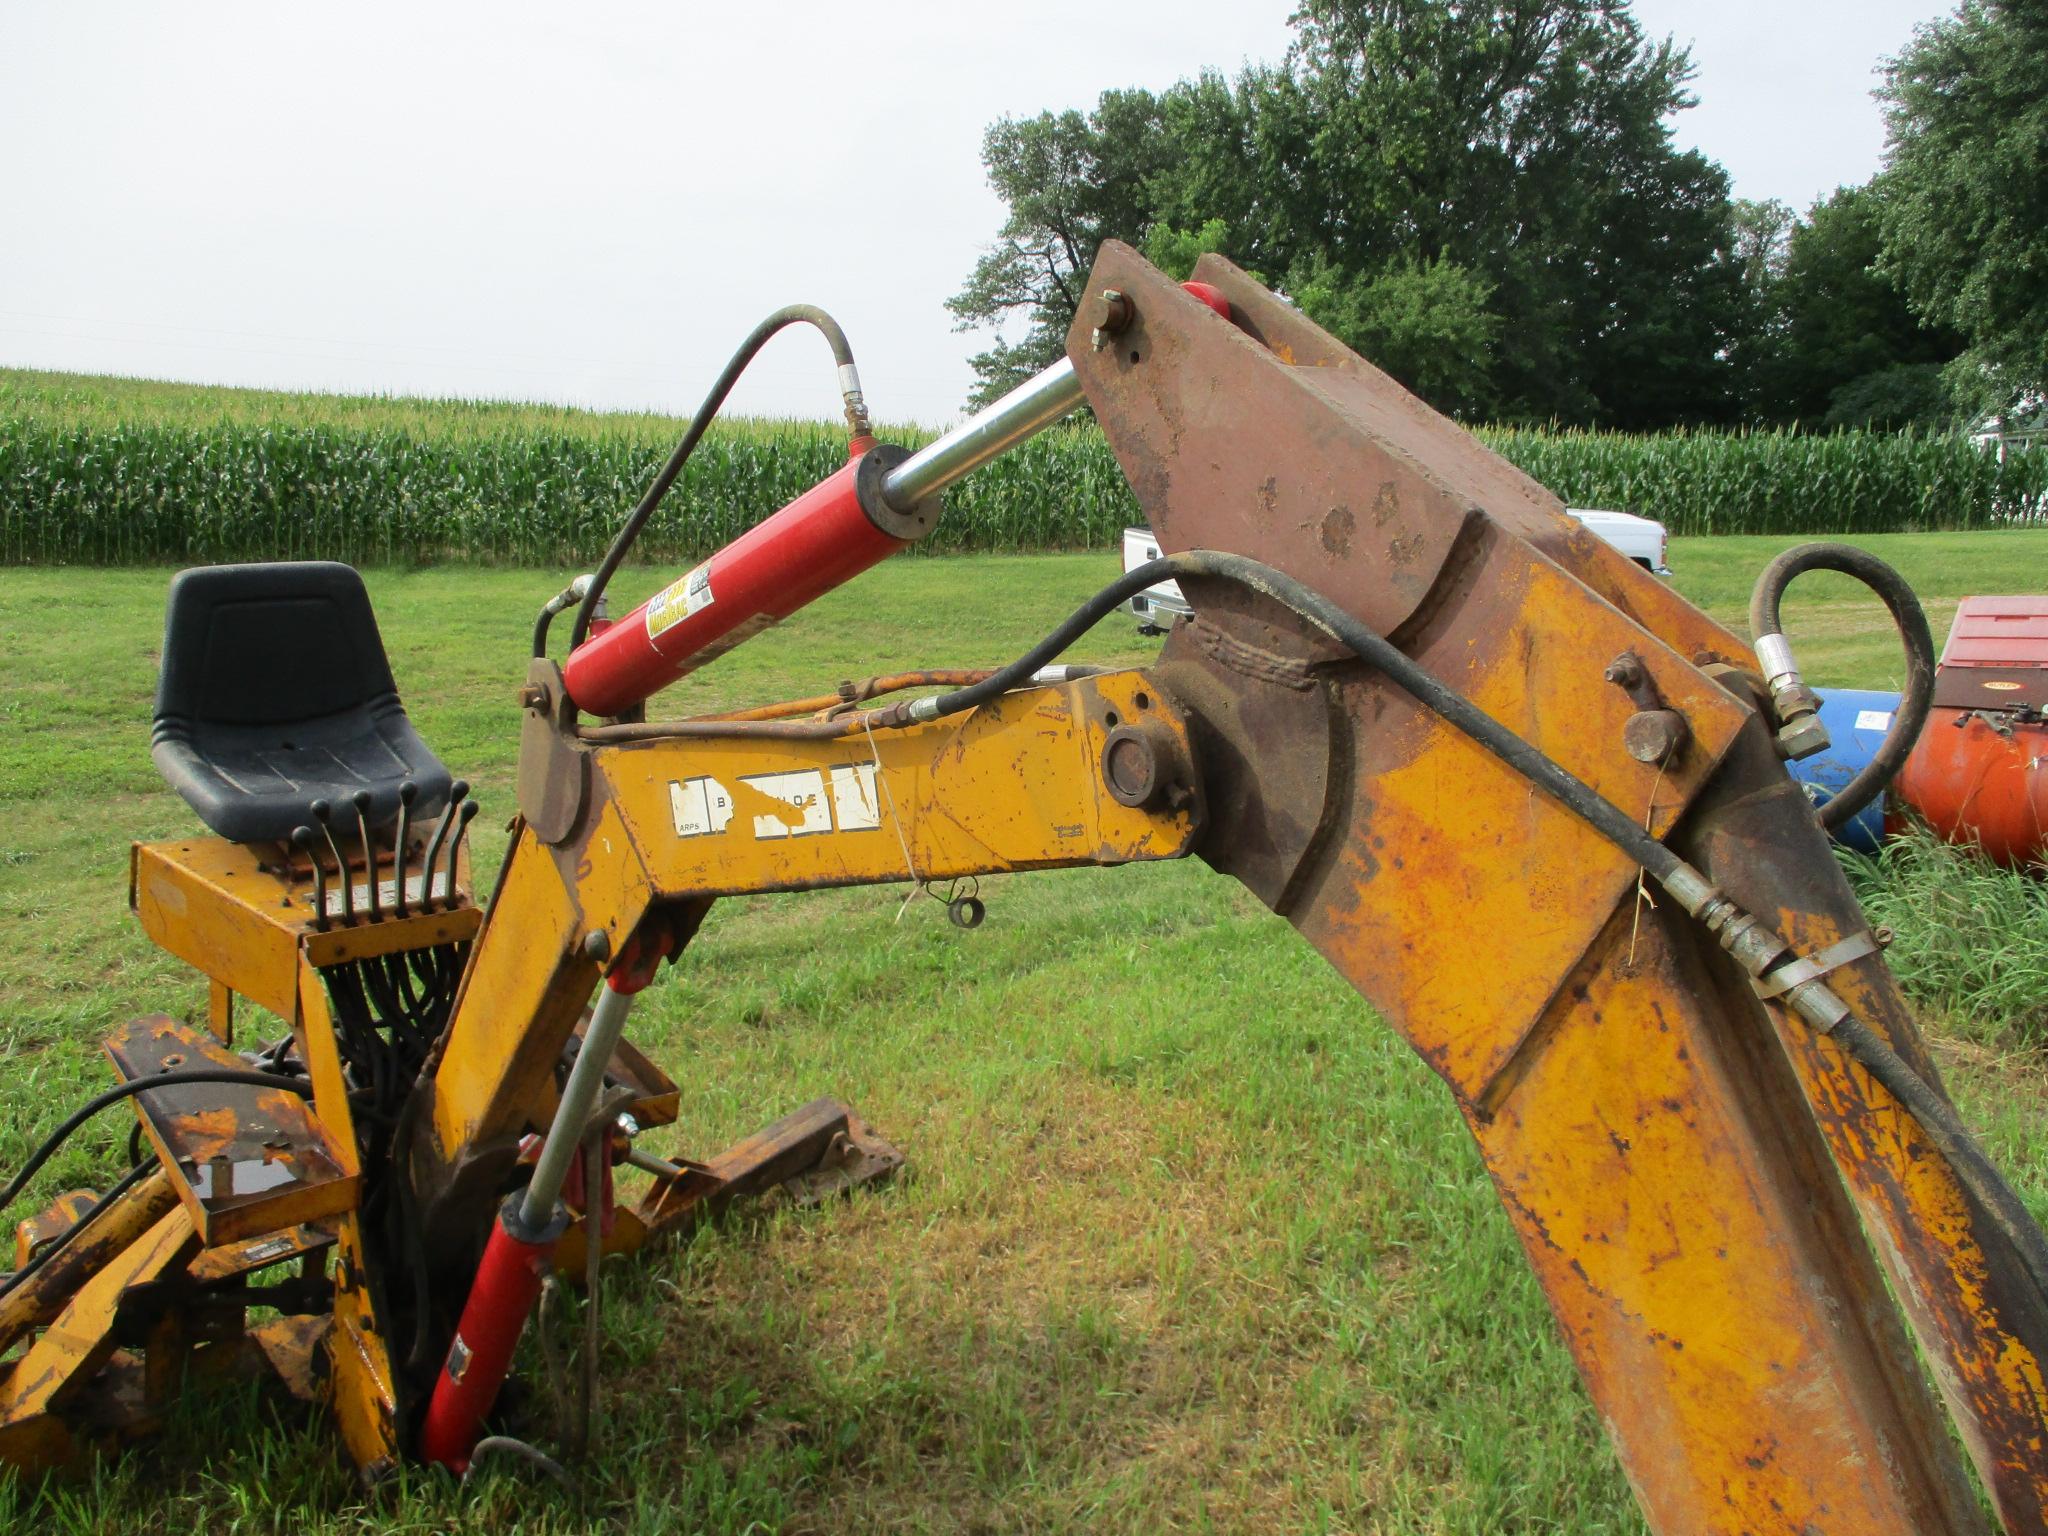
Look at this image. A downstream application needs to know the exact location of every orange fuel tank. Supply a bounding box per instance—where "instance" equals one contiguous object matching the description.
[1892,595,2048,867]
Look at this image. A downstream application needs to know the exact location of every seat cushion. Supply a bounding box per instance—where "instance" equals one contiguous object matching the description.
[151,562,452,844]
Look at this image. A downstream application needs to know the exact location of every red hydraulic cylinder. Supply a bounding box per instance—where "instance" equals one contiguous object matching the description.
[419,947,666,1472]
[416,1194,568,1473]
[563,278,1231,720]
[563,441,936,718]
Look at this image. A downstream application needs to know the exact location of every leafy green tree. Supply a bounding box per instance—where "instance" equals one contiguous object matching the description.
[1290,254,1501,410]
[1877,0,2048,416]
[1756,185,1962,427]
[1823,362,1953,430]
[1726,199,1795,417]
[945,93,1170,405]
[1141,217,1236,281]
[950,1,1752,425]
[1258,0,1750,423]
[1732,198,1796,295]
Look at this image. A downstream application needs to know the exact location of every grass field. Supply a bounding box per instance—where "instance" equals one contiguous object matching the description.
[1,532,2045,1534]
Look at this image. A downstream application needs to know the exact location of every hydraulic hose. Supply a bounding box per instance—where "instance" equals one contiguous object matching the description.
[902,550,2048,1305]
[0,1160,155,1302]
[1831,1013,2048,1304]
[531,575,594,660]
[910,554,1689,879]
[1748,542,1937,832]
[0,1068,314,1216]
[568,306,869,652]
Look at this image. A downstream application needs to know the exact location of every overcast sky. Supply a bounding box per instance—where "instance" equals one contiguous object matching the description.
[0,1,1953,426]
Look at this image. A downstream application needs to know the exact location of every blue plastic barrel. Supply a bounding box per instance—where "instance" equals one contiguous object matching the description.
[1784,688,1901,853]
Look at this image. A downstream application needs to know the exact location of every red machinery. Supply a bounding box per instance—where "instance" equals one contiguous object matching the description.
[563,281,1235,720]
[1894,596,2048,867]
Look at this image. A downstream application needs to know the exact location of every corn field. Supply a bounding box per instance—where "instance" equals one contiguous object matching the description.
[0,419,1147,566]
[3,371,2044,566]
[1482,424,2048,539]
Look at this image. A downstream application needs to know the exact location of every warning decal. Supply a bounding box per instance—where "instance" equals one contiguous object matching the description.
[829,763,881,830]
[646,561,715,639]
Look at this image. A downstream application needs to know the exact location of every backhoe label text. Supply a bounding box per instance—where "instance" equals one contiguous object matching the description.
[669,763,882,840]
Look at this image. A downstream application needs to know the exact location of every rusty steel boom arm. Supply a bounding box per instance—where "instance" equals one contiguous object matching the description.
[395,244,2048,1531]
[11,243,2044,1534]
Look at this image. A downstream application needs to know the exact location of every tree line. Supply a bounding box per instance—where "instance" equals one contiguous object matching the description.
[948,0,2046,434]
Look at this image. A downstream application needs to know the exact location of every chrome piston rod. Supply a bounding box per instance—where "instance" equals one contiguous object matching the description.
[879,358,1085,513]
[518,982,635,1231]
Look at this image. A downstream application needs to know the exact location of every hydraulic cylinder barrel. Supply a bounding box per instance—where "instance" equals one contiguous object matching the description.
[560,278,1233,719]
[562,444,935,717]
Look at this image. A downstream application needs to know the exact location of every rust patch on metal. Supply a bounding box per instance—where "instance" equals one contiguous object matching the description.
[1319,504,1355,557]
[1186,617,1318,691]
[106,1015,355,1247]
[1069,239,2000,1532]
[1686,725,2048,1532]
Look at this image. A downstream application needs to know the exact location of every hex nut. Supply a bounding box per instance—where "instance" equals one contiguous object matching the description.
[1088,288,1133,337]
[1775,712,1832,762]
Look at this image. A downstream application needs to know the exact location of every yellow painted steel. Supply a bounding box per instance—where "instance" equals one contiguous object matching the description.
[423,671,1196,1177]
[112,1015,358,1246]
[0,1203,199,1438]
[424,819,611,1173]
[0,1172,180,1355]
[605,671,1195,895]
[0,839,457,1475]
[28,241,2047,1532]
[1225,514,2034,1532]
[132,839,307,1023]
[207,978,233,1043]
[130,839,479,1024]
[293,964,402,1469]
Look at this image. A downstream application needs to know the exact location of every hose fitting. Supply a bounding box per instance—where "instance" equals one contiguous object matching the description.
[1747,543,1937,828]
[532,574,598,659]
[1751,631,1829,761]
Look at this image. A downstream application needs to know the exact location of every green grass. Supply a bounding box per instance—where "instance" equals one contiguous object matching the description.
[1845,830,2048,1045]
[0,533,2044,1533]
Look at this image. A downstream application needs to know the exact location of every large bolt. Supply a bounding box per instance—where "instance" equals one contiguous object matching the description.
[1603,654,1646,692]
[1775,711,1832,762]
[1101,721,1170,808]
[1624,708,1690,765]
[1088,288,1133,351]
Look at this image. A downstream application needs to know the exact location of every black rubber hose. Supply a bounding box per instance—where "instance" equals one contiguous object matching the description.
[1747,542,1936,832]
[1832,1015,2048,1304]
[919,553,1688,887]
[0,1069,314,1215]
[0,1160,155,1302]
[569,305,862,653]
[934,550,2048,1307]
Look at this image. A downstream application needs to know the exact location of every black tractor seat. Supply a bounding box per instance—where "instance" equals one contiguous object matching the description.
[151,562,453,845]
